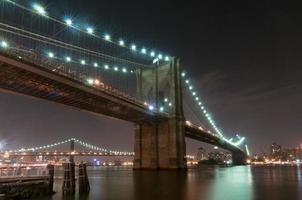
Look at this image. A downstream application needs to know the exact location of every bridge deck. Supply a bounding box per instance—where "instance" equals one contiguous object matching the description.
[0,53,167,123]
[185,125,244,153]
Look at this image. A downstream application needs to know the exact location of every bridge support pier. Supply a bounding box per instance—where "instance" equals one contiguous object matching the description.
[134,118,186,170]
[232,151,247,165]
[47,164,54,192]
[78,162,90,193]
[62,162,76,194]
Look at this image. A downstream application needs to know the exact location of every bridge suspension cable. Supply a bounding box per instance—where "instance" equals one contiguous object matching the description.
[1,0,171,62]
[181,72,246,147]
[1,138,134,156]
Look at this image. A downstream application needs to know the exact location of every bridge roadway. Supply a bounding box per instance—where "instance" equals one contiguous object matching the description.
[0,52,245,163]
[0,52,167,123]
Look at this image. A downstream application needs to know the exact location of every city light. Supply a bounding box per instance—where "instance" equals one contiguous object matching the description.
[48,52,54,58]
[159,107,164,112]
[0,41,8,48]
[80,60,86,65]
[94,79,100,85]
[119,40,125,46]
[131,44,136,51]
[93,62,98,67]
[114,66,118,71]
[104,34,111,41]
[87,78,94,85]
[86,27,94,34]
[141,48,146,54]
[104,64,109,70]
[186,121,192,126]
[158,54,163,59]
[165,56,170,61]
[122,68,127,73]
[65,56,71,62]
[65,18,73,26]
[150,51,155,57]
[32,3,46,15]
[148,105,154,111]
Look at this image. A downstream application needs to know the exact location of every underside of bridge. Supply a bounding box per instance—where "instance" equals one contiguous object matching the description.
[0,53,167,123]
[0,53,246,170]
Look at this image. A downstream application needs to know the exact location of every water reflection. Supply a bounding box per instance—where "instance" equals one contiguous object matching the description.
[34,165,302,200]
[210,166,254,200]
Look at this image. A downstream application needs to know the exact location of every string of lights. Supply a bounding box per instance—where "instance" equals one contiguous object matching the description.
[0,22,150,69]
[1,138,134,156]
[181,71,246,147]
[1,0,171,62]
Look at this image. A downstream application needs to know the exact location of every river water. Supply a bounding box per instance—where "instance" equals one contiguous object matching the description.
[36,165,302,200]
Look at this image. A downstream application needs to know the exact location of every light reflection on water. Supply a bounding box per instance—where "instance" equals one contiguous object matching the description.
[36,165,302,200]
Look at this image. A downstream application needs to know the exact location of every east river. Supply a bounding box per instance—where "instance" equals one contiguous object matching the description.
[36,165,302,200]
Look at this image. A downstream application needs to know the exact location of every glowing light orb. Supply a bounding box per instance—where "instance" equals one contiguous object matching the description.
[33,4,46,15]
[119,40,125,46]
[131,45,136,51]
[65,56,71,62]
[104,34,111,41]
[48,52,54,58]
[86,27,94,34]
[0,41,8,48]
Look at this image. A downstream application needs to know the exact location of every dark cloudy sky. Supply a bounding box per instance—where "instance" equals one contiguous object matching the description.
[0,0,302,154]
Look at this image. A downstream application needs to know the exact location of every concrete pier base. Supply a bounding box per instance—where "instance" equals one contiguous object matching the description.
[232,151,247,165]
[134,117,186,170]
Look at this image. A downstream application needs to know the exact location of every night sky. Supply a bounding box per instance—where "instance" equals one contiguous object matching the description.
[0,0,301,154]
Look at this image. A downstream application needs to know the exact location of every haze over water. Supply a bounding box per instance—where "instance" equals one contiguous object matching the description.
[36,165,302,200]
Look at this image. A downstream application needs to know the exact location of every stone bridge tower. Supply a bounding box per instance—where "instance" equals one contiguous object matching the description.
[134,58,186,169]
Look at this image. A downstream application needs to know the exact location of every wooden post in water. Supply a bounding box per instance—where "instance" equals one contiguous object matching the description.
[47,164,54,192]
[78,161,90,193]
[62,162,75,194]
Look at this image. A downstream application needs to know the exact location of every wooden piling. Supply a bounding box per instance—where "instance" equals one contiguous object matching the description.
[47,164,54,192]
[62,162,75,194]
[78,162,90,193]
